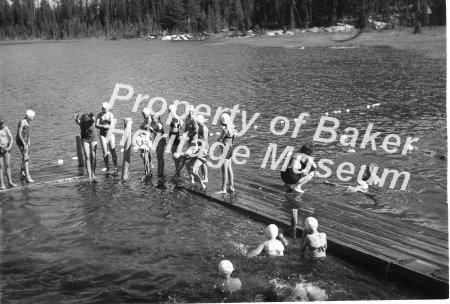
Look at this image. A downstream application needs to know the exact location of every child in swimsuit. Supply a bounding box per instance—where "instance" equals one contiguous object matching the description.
[300,217,327,258]
[280,143,316,193]
[184,105,199,148]
[214,260,242,293]
[75,112,98,181]
[16,110,35,183]
[167,105,184,179]
[248,224,285,257]
[153,116,166,177]
[217,113,237,194]
[196,114,209,183]
[346,163,380,193]
[139,107,155,180]
[0,118,17,189]
[95,102,118,174]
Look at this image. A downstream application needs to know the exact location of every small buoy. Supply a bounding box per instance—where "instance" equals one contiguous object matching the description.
[373,103,380,107]
[346,109,350,113]
[333,111,337,114]
[367,105,371,109]
[337,110,341,114]
[57,159,64,165]
[72,157,78,160]
[215,132,221,136]
[102,168,107,172]
[253,125,258,129]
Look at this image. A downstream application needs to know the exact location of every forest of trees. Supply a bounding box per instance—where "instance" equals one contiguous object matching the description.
[0,0,446,40]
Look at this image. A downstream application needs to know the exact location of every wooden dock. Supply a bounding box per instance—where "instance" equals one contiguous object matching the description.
[1,160,448,298]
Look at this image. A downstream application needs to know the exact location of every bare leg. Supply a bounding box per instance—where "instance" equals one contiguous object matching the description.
[201,163,208,182]
[157,145,165,176]
[190,160,206,189]
[295,172,314,193]
[100,135,109,170]
[0,157,5,190]
[109,134,118,169]
[18,145,33,182]
[217,161,228,194]
[91,142,97,179]
[4,153,16,187]
[82,141,93,179]
[227,159,234,192]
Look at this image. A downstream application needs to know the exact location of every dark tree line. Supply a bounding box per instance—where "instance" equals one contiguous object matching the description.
[0,0,445,40]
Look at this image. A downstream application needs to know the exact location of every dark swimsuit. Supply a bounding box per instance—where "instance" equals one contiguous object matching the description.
[98,113,112,137]
[16,120,29,147]
[79,116,97,143]
[280,153,315,184]
[220,128,234,159]
[169,119,182,153]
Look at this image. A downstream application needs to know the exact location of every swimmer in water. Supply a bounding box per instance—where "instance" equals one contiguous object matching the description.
[17,110,35,183]
[280,143,316,193]
[300,217,327,258]
[95,102,118,174]
[214,260,242,293]
[346,163,380,193]
[248,224,285,257]
[217,113,237,194]
[0,118,17,189]
[75,112,98,182]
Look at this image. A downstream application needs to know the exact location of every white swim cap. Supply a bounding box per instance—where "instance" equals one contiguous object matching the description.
[102,102,109,109]
[142,107,150,115]
[218,260,234,275]
[173,152,181,159]
[26,110,35,119]
[197,115,205,124]
[219,113,230,125]
[187,105,194,112]
[265,224,278,239]
[304,217,318,231]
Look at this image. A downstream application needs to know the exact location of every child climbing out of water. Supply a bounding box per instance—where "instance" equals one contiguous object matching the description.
[214,260,242,293]
[17,110,35,183]
[280,143,316,193]
[346,163,380,193]
[248,224,285,257]
[300,217,327,258]
[173,146,207,189]
[217,113,237,194]
[0,118,17,189]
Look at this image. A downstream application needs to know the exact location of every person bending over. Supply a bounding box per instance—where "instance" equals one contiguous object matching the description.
[280,143,316,193]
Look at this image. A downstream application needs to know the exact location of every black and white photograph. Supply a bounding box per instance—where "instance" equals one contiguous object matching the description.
[0,0,447,302]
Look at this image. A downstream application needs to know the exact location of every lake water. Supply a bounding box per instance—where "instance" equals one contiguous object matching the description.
[0,38,446,302]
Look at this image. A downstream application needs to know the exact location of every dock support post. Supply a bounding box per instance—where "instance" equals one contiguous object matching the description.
[291,209,298,239]
[75,135,84,167]
[121,118,132,181]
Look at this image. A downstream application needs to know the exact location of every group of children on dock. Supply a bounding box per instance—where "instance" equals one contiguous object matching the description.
[0,110,35,189]
[74,103,237,193]
[216,217,327,293]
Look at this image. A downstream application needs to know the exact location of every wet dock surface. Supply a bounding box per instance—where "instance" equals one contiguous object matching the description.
[1,161,448,298]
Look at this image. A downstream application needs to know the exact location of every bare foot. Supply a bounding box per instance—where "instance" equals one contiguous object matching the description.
[202,179,209,183]
[26,176,34,183]
[201,183,206,189]
[229,186,235,192]
[8,182,17,188]
[0,184,6,190]
[216,190,227,194]
[294,187,304,193]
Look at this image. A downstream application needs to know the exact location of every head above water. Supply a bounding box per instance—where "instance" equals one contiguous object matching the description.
[102,102,109,112]
[265,224,278,239]
[218,260,234,276]
[299,143,313,156]
[219,113,230,126]
[26,110,35,120]
[304,217,318,232]
[197,114,205,124]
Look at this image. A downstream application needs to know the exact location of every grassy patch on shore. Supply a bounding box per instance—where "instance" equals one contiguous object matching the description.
[228,26,446,60]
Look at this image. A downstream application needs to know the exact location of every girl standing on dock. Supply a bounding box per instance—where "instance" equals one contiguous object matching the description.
[217,113,236,194]
[153,116,166,177]
[16,110,35,183]
[0,118,16,189]
[75,112,97,182]
[168,105,184,179]
[96,102,118,174]
[139,107,155,180]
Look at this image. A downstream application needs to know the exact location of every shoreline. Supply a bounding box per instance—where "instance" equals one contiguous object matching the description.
[0,26,446,60]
